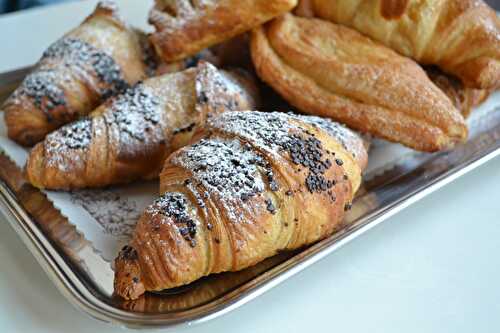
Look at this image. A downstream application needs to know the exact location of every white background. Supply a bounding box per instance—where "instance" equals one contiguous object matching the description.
[1,1,500,332]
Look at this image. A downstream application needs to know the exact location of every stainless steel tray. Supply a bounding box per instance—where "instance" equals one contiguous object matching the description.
[1,67,499,330]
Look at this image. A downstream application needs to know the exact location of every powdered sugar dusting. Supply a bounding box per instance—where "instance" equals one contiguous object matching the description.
[12,69,67,118]
[5,36,129,125]
[41,82,163,171]
[41,37,128,99]
[205,111,348,196]
[301,115,366,159]
[209,111,365,162]
[147,192,200,247]
[44,118,92,172]
[194,62,258,121]
[173,138,268,203]
[207,111,294,152]
[104,83,162,144]
[47,118,93,151]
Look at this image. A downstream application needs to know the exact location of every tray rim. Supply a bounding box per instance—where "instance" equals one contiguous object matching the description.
[1,66,500,329]
[2,148,499,329]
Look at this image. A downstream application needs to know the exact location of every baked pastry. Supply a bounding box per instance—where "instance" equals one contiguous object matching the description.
[2,1,148,146]
[251,14,467,152]
[425,67,490,118]
[148,0,298,62]
[303,0,500,89]
[26,62,259,190]
[114,111,367,300]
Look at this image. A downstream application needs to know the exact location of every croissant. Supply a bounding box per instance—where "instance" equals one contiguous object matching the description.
[425,67,490,118]
[26,62,259,190]
[148,0,298,62]
[251,14,467,152]
[2,1,148,146]
[304,0,500,89]
[114,111,368,300]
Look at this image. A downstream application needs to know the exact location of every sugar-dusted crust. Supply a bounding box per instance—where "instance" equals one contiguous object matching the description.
[26,62,259,190]
[251,14,467,152]
[148,0,297,62]
[2,1,148,146]
[114,111,366,300]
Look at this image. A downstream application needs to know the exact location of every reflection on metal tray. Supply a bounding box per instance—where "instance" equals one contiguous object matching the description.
[0,67,499,329]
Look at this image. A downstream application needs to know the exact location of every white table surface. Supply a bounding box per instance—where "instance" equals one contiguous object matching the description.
[1,1,500,332]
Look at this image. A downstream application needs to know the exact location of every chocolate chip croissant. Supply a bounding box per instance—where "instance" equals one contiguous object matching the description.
[26,62,259,190]
[2,1,148,146]
[303,0,500,89]
[114,111,367,300]
[251,14,467,152]
[148,0,298,62]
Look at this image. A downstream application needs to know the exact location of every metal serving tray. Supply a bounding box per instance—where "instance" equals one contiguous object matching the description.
[1,67,499,329]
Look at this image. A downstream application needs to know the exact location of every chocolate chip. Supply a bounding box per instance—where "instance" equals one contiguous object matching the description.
[153,193,199,247]
[265,198,276,214]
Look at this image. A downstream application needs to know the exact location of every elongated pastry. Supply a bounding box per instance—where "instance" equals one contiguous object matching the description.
[303,0,500,89]
[26,62,259,190]
[114,111,367,300]
[251,14,467,152]
[2,1,148,146]
[425,67,490,118]
[148,0,298,62]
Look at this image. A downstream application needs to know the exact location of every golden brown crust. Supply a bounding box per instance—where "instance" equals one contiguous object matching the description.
[25,62,259,190]
[114,111,366,300]
[148,0,298,62]
[425,66,490,118]
[2,1,147,146]
[250,14,467,152]
[308,0,500,89]
[118,253,290,312]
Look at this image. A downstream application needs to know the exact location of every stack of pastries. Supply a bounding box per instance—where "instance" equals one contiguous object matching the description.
[2,0,498,300]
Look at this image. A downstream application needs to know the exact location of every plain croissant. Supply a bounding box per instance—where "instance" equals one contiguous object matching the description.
[251,13,467,152]
[303,0,500,89]
[114,111,368,300]
[148,0,298,62]
[2,1,148,146]
[26,62,259,190]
